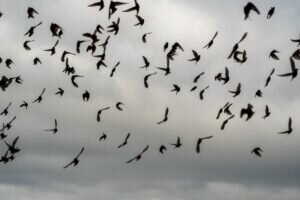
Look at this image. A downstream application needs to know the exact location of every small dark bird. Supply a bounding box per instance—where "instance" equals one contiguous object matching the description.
[251,147,263,157]
[50,23,63,38]
[291,49,300,60]
[262,105,271,119]
[61,51,76,62]
[97,107,110,122]
[0,102,12,116]
[265,68,275,87]
[27,7,39,18]
[269,50,280,60]
[99,132,107,141]
[240,103,254,121]
[76,40,89,54]
[0,123,7,140]
[255,89,263,98]
[20,101,28,109]
[116,102,124,111]
[110,61,120,77]
[5,59,14,69]
[190,86,198,92]
[82,90,90,102]
[108,1,127,19]
[203,31,218,49]
[156,66,171,76]
[163,42,169,52]
[170,84,180,94]
[142,32,152,43]
[63,147,85,168]
[244,2,260,20]
[188,50,201,64]
[224,103,233,116]
[227,32,247,59]
[278,57,298,81]
[126,145,149,164]
[32,88,46,103]
[144,72,157,88]
[44,40,59,55]
[220,115,235,130]
[267,7,275,19]
[170,137,182,148]
[107,18,120,35]
[33,57,42,65]
[24,22,42,37]
[159,145,167,154]
[3,116,16,131]
[140,56,150,69]
[55,88,64,97]
[123,0,140,14]
[23,40,34,50]
[193,72,205,83]
[199,86,209,100]
[0,149,10,164]
[278,117,292,135]
[233,50,247,64]
[134,15,144,26]
[44,119,58,134]
[215,67,230,84]
[157,107,169,124]
[5,136,21,154]
[99,36,110,51]
[63,58,76,75]
[71,75,84,88]
[229,82,241,97]
[88,0,105,11]
[196,136,213,154]
[118,132,131,148]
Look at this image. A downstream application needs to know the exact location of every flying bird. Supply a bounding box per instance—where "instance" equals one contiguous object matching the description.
[278,117,293,135]
[170,84,180,94]
[126,145,149,164]
[267,7,275,19]
[140,56,150,69]
[27,7,39,18]
[76,40,89,54]
[264,68,275,87]
[32,88,46,103]
[61,51,76,62]
[196,136,213,154]
[110,61,120,77]
[199,86,209,100]
[44,40,59,55]
[44,119,58,134]
[203,31,218,49]
[159,145,167,154]
[24,22,42,37]
[123,0,140,14]
[71,75,84,88]
[278,57,298,81]
[99,132,107,141]
[107,17,120,35]
[142,32,152,43]
[20,101,28,109]
[0,102,12,116]
[116,102,124,111]
[240,103,254,121]
[144,72,157,88]
[244,2,260,20]
[88,0,105,11]
[82,90,90,102]
[97,107,110,122]
[108,1,127,19]
[229,82,241,97]
[157,107,169,124]
[262,105,271,119]
[251,147,263,157]
[118,132,131,148]
[33,57,42,65]
[193,72,205,83]
[170,137,182,148]
[255,89,263,98]
[63,147,85,168]
[220,115,235,130]
[269,50,280,60]
[23,40,34,50]
[188,50,201,64]
[55,88,64,97]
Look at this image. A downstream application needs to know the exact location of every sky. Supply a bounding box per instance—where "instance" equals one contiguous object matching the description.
[0,0,300,199]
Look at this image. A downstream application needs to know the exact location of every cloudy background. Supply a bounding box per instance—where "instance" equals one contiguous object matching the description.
[0,0,300,199]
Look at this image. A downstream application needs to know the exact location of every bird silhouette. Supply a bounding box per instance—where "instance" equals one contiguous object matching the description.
[220,115,235,130]
[170,84,180,94]
[63,147,85,168]
[5,59,14,69]
[224,103,233,116]
[50,23,63,38]
[262,105,271,119]
[269,50,280,60]
[0,123,7,140]
[2,116,16,131]
[71,75,84,88]
[255,89,263,98]
[267,7,275,19]
[244,2,260,20]
[157,107,169,124]
[19,101,28,109]
[140,56,150,69]
[159,145,167,154]
[291,49,300,60]
[110,61,120,77]
[227,32,247,59]
[199,86,209,100]
[264,68,275,87]
[278,57,298,81]
[44,40,59,55]
[97,107,110,122]
[233,50,247,64]
[82,90,90,102]
[88,0,105,11]
[203,31,218,49]
[116,102,124,111]
[229,82,241,97]
[251,147,263,157]
[32,88,46,103]
[142,32,152,43]
[44,119,58,134]
[170,137,182,148]
[196,136,213,154]
[0,149,10,164]
[76,40,89,54]
[166,42,184,71]
[5,136,20,154]
[107,18,120,35]
[108,1,127,19]
[134,15,144,26]
[33,57,42,65]
[63,58,76,75]
[55,88,64,97]
[240,103,254,121]
[123,0,140,14]
[23,40,34,50]
[99,132,107,141]
[61,51,76,62]
[188,50,201,64]
[144,72,157,88]
[163,42,169,52]
[118,132,131,148]
[193,72,205,83]
[126,145,149,163]
[27,7,39,18]
[278,117,292,135]
[0,102,12,116]
[24,22,42,37]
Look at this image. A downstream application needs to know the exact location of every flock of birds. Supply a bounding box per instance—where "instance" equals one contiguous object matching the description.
[0,0,299,168]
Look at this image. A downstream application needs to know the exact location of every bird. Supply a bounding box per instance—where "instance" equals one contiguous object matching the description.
[55,88,64,97]
[126,145,149,164]
[0,102,12,116]
[118,132,131,148]
[140,56,150,69]
[269,50,280,60]
[278,117,293,135]
[229,82,241,97]
[291,49,300,60]
[44,119,58,134]
[5,59,14,69]
[157,107,169,124]
[255,89,263,98]
[23,40,34,50]
[123,0,140,14]
[71,75,84,88]
[196,136,213,154]
[24,22,42,37]
[5,136,21,154]
[244,2,260,20]
[88,0,105,11]
[267,7,275,19]
[27,7,39,18]
[251,147,263,157]
[32,88,46,103]
[163,42,169,52]
[193,72,205,83]
[142,32,152,43]
[166,42,184,72]
[223,103,233,116]
[63,147,85,169]
[44,40,59,55]
[33,57,42,65]
[116,102,124,111]
[170,137,182,148]
[134,15,144,26]
[108,1,127,19]
[63,58,76,75]
[188,50,201,64]
[220,115,235,130]
[170,84,180,94]
[199,86,209,100]
[240,103,254,121]
[19,101,28,109]
[50,23,63,38]
[76,40,89,54]
[144,72,157,88]
[227,32,247,59]
[159,145,167,154]
[2,116,16,131]
[107,18,120,35]
[278,57,298,81]
[110,61,120,77]
[203,31,218,49]
[99,132,107,141]
[264,68,275,87]
[0,149,10,164]
[97,107,110,122]
[262,105,271,119]
[61,51,76,62]
[82,90,90,102]
[233,50,247,64]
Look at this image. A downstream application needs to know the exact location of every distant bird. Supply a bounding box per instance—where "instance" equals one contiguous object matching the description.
[264,68,275,87]
[240,103,254,121]
[44,119,58,134]
[244,2,260,20]
[23,40,34,50]
[199,86,209,100]
[5,59,14,69]
[126,145,149,164]
[88,0,105,11]
[188,50,201,64]
[0,149,10,164]
[97,107,110,122]
[110,61,120,77]
[44,40,59,55]
[227,32,247,59]
[134,15,144,26]
[220,115,235,130]
[159,145,167,154]
[144,72,157,88]
[76,40,89,54]
[163,42,169,52]
[203,31,218,49]
[170,84,180,94]
[190,86,198,92]
[123,0,140,14]
[5,136,20,154]
[2,116,16,131]
[269,50,280,60]
[71,75,84,88]
[166,42,184,71]
[255,89,263,98]
[196,136,213,154]
[251,147,263,157]
[116,102,124,111]
[262,105,271,119]
[157,107,169,124]
[82,90,90,102]
[27,7,39,18]
[229,82,241,97]
[32,88,46,103]
[55,88,64,97]
[19,101,28,109]
[118,132,131,148]
[63,58,76,75]
[267,7,275,19]
[50,23,63,38]
[99,132,107,141]
[233,50,247,64]
[278,117,293,135]
[108,1,127,19]
[107,17,120,35]
[142,32,152,43]
[223,103,233,116]
[0,102,12,116]
[216,102,228,119]
[170,137,182,148]
[24,22,42,37]
[61,51,76,62]
[140,56,150,69]
[291,49,300,60]
[33,57,42,65]
[63,147,85,168]
[193,72,205,83]
[278,57,298,81]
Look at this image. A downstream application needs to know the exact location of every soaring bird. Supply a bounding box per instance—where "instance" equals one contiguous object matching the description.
[55,88,64,97]
[188,50,201,64]
[267,7,275,19]
[229,82,241,97]
[157,107,169,124]
[126,145,149,164]
[159,145,167,154]
[44,40,59,55]
[27,7,39,18]
[24,22,42,37]
[240,103,254,121]
[97,107,110,122]
[220,115,235,130]
[193,72,205,83]
[44,119,58,134]
[203,31,218,49]
[20,101,28,109]
[170,137,182,148]
[108,1,127,19]
[170,84,180,94]
[5,136,21,154]
[99,132,107,141]
[0,102,12,116]
[264,68,275,87]
[63,147,85,168]
[82,90,90,102]
[269,50,280,60]
[71,75,84,88]
[196,136,213,154]
[244,2,260,20]
[123,0,140,14]
[251,147,263,157]
[278,117,293,135]
[116,102,124,111]
[278,57,298,81]
[144,72,157,88]
[88,0,105,11]
[23,40,34,50]
[32,88,46,103]
[118,132,131,148]
[262,105,271,119]
[134,15,144,26]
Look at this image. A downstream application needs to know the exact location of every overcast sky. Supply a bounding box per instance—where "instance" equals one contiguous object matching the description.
[0,0,300,199]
